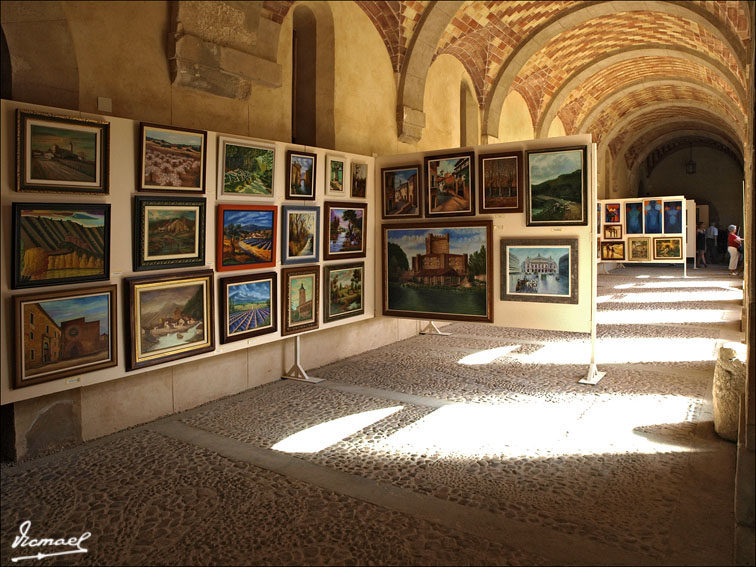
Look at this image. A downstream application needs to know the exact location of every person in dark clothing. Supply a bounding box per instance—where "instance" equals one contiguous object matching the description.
[695,222,707,268]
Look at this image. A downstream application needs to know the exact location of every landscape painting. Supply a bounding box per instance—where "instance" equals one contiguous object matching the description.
[282,266,320,336]
[500,239,577,304]
[140,123,206,192]
[382,166,420,218]
[654,237,683,260]
[626,202,643,234]
[286,150,317,199]
[220,272,277,343]
[425,152,475,217]
[664,201,683,233]
[15,285,117,387]
[13,203,110,289]
[383,220,492,322]
[526,146,587,226]
[325,202,367,260]
[217,205,276,271]
[644,199,663,233]
[134,197,205,270]
[218,137,274,198]
[282,206,319,264]
[325,263,364,323]
[351,162,367,198]
[17,110,109,194]
[127,271,214,370]
[326,156,346,195]
[628,237,650,261]
[601,241,625,261]
[478,152,522,214]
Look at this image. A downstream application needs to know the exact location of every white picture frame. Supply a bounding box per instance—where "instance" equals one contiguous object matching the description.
[216,136,275,200]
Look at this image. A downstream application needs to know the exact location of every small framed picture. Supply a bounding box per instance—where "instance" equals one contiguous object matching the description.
[14,284,117,388]
[351,162,368,198]
[425,151,475,217]
[285,150,317,200]
[604,203,621,224]
[500,239,578,304]
[653,237,683,260]
[478,151,523,214]
[526,146,587,226]
[382,165,421,219]
[125,270,214,371]
[324,201,367,261]
[281,265,320,336]
[603,224,623,239]
[281,205,320,264]
[133,196,206,271]
[601,241,626,261]
[12,203,111,289]
[627,237,651,261]
[325,155,347,196]
[216,204,277,271]
[217,137,274,199]
[139,123,207,193]
[219,272,277,343]
[324,262,365,323]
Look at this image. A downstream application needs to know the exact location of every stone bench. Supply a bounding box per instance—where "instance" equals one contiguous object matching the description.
[712,341,747,442]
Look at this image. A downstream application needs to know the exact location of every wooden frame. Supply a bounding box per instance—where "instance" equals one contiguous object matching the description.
[12,202,111,289]
[216,204,277,272]
[285,149,317,200]
[381,165,421,219]
[603,224,623,240]
[14,284,117,388]
[663,200,683,233]
[325,155,347,196]
[351,162,368,198]
[499,238,578,304]
[324,262,365,323]
[281,265,320,336]
[139,122,207,193]
[125,270,214,370]
[600,241,626,261]
[216,136,274,199]
[478,151,523,214]
[133,196,206,271]
[424,151,475,217]
[627,237,651,261]
[526,146,588,226]
[219,272,277,344]
[281,205,320,264]
[16,109,110,194]
[653,237,683,260]
[382,220,493,322]
[604,203,621,224]
[324,201,367,261]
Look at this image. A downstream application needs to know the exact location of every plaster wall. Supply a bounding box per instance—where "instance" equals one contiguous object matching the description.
[497,90,534,143]
[547,117,566,138]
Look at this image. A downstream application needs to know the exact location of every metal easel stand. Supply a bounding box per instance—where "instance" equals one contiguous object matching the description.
[419,321,451,336]
[282,335,324,383]
[579,363,606,385]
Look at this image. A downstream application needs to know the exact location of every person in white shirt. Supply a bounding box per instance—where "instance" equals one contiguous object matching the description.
[705,221,719,263]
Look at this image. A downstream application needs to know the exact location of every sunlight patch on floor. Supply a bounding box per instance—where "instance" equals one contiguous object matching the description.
[598,290,742,303]
[458,345,521,365]
[595,309,728,325]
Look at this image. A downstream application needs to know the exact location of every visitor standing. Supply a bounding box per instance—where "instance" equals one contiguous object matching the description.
[705,221,718,263]
[727,224,743,276]
[696,222,707,268]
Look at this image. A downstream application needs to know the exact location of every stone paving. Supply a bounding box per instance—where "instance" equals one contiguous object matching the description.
[0,266,742,566]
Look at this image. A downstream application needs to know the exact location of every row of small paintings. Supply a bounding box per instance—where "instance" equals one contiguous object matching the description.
[598,237,683,261]
[598,200,683,235]
[11,201,367,289]
[13,263,364,388]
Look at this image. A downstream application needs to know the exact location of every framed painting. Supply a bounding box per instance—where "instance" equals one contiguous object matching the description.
[324,201,367,261]
[324,262,365,323]
[285,150,317,200]
[500,239,578,304]
[526,146,587,226]
[125,270,214,370]
[382,165,421,219]
[663,200,683,233]
[424,151,475,217]
[217,137,274,199]
[351,162,368,198]
[220,272,277,344]
[14,284,117,388]
[281,205,320,264]
[16,110,110,194]
[216,204,276,271]
[133,196,206,271]
[597,203,601,235]
[139,123,206,193]
[601,241,626,261]
[326,155,347,196]
[12,203,111,289]
[382,220,492,322]
[604,203,621,224]
[478,151,523,214]
[604,224,623,239]
[625,201,643,234]
[281,265,320,336]
[653,237,683,260]
[596,237,601,259]
[627,237,651,261]
[643,199,663,234]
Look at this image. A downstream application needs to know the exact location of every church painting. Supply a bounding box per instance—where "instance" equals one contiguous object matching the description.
[500,240,578,304]
[17,110,110,194]
[425,152,475,217]
[134,197,206,270]
[383,220,492,322]
[663,201,683,233]
[382,165,421,218]
[478,152,523,214]
[526,146,587,226]
[282,266,320,335]
[139,123,206,193]
[625,202,643,234]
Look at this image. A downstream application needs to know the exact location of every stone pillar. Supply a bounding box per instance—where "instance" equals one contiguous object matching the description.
[712,342,746,442]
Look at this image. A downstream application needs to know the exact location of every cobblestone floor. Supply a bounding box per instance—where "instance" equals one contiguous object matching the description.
[1,266,742,565]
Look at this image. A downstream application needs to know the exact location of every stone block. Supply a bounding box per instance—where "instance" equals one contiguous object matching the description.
[712,342,747,441]
[13,389,82,460]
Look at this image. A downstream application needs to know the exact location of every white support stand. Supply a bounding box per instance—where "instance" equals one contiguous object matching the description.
[419,321,451,335]
[282,335,324,383]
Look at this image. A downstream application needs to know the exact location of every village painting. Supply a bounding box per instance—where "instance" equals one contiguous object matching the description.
[28,122,98,185]
[219,206,275,270]
[527,147,586,225]
[145,206,198,259]
[426,153,474,216]
[505,246,571,297]
[141,126,204,191]
[325,264,364,322]
[224,275,275,341]
[382,166,420,218]
[14,204,109,289]
[287,151,316,198]
[220,140,274,196]
[326,203,366,260]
